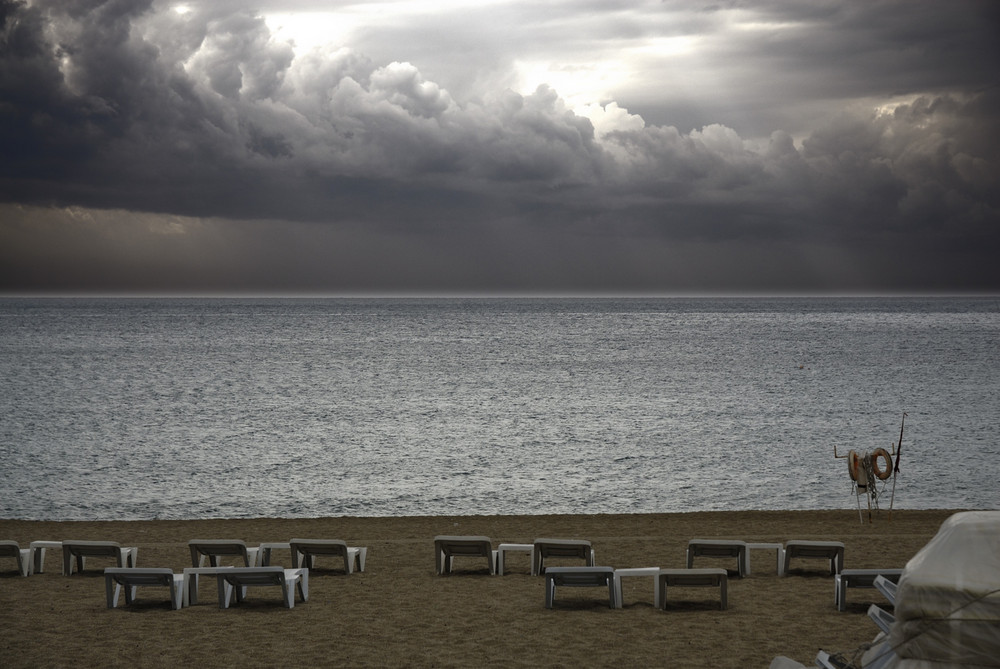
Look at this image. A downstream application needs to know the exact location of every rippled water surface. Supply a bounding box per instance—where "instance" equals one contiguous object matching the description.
[1,296,997,520]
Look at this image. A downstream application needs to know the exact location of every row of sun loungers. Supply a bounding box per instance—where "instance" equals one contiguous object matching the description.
[0,540,138,576]
[433,536,599,576]
[1,539,357,610]
[189,538,367,572]
[1,539,366,575]
[433,536,879,611]
[104,566,310,610]
[685,538,846,577]
[435,536,846,578]
[544,565,731,610]
[2,535,893,613]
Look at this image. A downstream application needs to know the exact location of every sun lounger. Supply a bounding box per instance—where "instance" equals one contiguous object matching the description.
[817,642,896,669]
[289,539,367,573]
[834,568,903,610]
[781,540,844,576]
[62,541,137,575]
[544,566,617,609]
[868,604,895,635]
[105,568,185,610]
[215,567,308,608]
[815,650,849,669]
[434,536,496,575]
[188,540,260,568]
[686,539,748,577]
[657,568,729,610]
[0,541,32,576]
[531,538,594,575]
[873,574,898,605]
[769,656,810,669]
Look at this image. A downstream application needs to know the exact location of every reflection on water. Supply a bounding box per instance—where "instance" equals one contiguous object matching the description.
[1,296,997,520]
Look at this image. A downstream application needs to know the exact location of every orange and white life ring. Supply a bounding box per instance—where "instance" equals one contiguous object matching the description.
[872,447,893,480]
[847,450,861,481]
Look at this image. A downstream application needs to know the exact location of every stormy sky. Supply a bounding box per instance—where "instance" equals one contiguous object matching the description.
[1,0,998,295]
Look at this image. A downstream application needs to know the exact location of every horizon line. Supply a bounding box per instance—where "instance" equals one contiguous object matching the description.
[2,290,998,300]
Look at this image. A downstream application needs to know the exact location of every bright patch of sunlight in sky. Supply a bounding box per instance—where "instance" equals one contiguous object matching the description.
[264,12,360,52]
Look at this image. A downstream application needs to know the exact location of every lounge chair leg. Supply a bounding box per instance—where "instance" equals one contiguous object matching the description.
[171,581,184,610]
[106,578,119,608]
[218,579,233,609]
[357,547,368,572]
[298,571,308,603]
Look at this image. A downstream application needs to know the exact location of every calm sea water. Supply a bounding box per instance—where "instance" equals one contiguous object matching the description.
[1,296,997,521]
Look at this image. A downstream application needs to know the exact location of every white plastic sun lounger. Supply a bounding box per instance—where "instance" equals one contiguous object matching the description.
[434,536,496,575]
[686,539,748,578]
[289,539,367,573]
[817,641,896,669]
[834,568,903,611]
[544,566,617,609]
[872,574,898,605]
[657,568,729,610]
[531,539,595,576]
[781,540,844,576]
[216,567,308,608]
[105,568,185,610]
[0,541,32,576]
[867,603,895,635]
[62,541,137,575]
[188,540,260,568]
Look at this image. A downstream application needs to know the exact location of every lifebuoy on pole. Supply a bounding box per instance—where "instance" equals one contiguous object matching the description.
[848,450,861,481]
[872,447,893,480]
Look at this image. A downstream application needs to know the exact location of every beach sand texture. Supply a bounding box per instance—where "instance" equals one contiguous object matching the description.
[0,510,957,668]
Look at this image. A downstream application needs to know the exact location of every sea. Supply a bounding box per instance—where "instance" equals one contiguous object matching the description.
[1,296,998,521]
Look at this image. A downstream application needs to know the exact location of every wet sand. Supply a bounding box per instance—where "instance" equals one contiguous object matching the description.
[0,510,958,668]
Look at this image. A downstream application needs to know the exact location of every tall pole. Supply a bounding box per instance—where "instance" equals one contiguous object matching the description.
[889,412,906,519]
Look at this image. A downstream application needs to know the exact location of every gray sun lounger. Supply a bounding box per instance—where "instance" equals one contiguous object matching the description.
[0,541,32,576]
[657,568,729,610]
[532,538,595,575]
[434,536,496,575]
[873,574,898,605]
[188,540,260,568]
[544,566,617,609]
[216,567,308,609]
[105,567,185,610]
[686,539,748,578]
[867,603,895,635]
[289,539,367,573]
[781,540,844,576]
[835,568,903,610]
[62,541,137,575]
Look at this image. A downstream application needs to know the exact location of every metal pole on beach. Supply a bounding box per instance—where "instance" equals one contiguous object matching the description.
[888,412,906,519]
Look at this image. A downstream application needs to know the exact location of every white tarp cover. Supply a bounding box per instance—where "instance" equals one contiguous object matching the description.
[889,510,1000,667]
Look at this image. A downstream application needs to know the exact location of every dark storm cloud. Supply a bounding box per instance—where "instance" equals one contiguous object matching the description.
[1,0,998,293]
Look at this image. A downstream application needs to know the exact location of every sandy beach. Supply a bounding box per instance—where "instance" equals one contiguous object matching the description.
[0,509,959,668]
